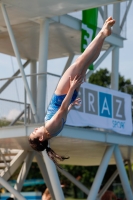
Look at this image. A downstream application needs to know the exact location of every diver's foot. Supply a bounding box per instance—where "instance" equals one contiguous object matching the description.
[101,17,115,37]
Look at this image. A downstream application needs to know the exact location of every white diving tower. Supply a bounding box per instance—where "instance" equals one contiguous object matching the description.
[0,0,133,199]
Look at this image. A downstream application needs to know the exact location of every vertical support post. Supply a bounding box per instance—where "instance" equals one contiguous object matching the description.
[113,3,121,35]
[42,151,65,200]
[114,145,133,200]
[111,47,119,90]
[37,19,49,122]
[87,145,115,200]
[103,6,108,21]
[30,60,37,123]
[111,3,120,90]
[24,89,27,124]
[0,4,38,123]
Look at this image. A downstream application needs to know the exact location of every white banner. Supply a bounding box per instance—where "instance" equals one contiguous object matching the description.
[66,83,132,135]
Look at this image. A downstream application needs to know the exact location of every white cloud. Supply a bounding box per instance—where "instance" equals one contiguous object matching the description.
[6,109,21,121]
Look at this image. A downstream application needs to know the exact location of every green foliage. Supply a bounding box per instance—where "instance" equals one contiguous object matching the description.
[89,68,111,87]
[26,162,42,179]
[89,68,133,95]
[119,75,133,94]
[58,164,121,199]
[59,165,98,198]
[0,118,26,127]
[0,119,10,127]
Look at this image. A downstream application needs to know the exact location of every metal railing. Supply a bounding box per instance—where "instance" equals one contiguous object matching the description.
[0,98,30,126]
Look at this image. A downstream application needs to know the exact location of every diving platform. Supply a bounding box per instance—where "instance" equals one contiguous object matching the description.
[0,124,133,166]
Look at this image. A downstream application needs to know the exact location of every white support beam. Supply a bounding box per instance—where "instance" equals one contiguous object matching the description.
[0,149,9,170]
[9,107,29,126]
[103,6,108,21]
[86,46,115,80]
[1,150,27,181]
[0,71,60,82]
[87,145,115,200]
[114,145,133,200]
[1,124,133,147]
[37,19,49,122]
[62,54,75,76]
[30,60,37,123]
[111,47,119,90]
[111,3,120,91]
[51,14,123,47]
[0,176,26,200]
[113,3,121,35]
[120,0,132,32]
[51,14,81,31]
[58,167,89,195]
[98,169,119,199]
[0,4,38,123]
[0,60,30,94]
[62,126,133,146]
[13,152,34,192]
[35,153,56,200]
[98,7,104,20]
[42,151,65,200]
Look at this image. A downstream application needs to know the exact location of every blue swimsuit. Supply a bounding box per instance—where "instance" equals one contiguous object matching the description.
[45,90,78,136]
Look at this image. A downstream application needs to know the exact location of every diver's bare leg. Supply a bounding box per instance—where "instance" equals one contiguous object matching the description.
[55,17,115,95]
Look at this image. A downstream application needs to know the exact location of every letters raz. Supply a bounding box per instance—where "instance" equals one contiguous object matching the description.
[72,87,126,129]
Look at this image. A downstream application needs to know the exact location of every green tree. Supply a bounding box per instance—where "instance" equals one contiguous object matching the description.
[89,68,110,87]
[58,165,99,198]
[89,68,133,95]
[0,118,10,127]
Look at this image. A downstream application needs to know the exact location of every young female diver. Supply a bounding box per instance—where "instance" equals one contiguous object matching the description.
[29,17,115,166]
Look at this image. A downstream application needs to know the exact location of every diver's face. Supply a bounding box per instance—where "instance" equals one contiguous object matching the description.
[30,126,45,141]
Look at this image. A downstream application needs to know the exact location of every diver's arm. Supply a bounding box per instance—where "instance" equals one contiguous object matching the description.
[60,75,82,112]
